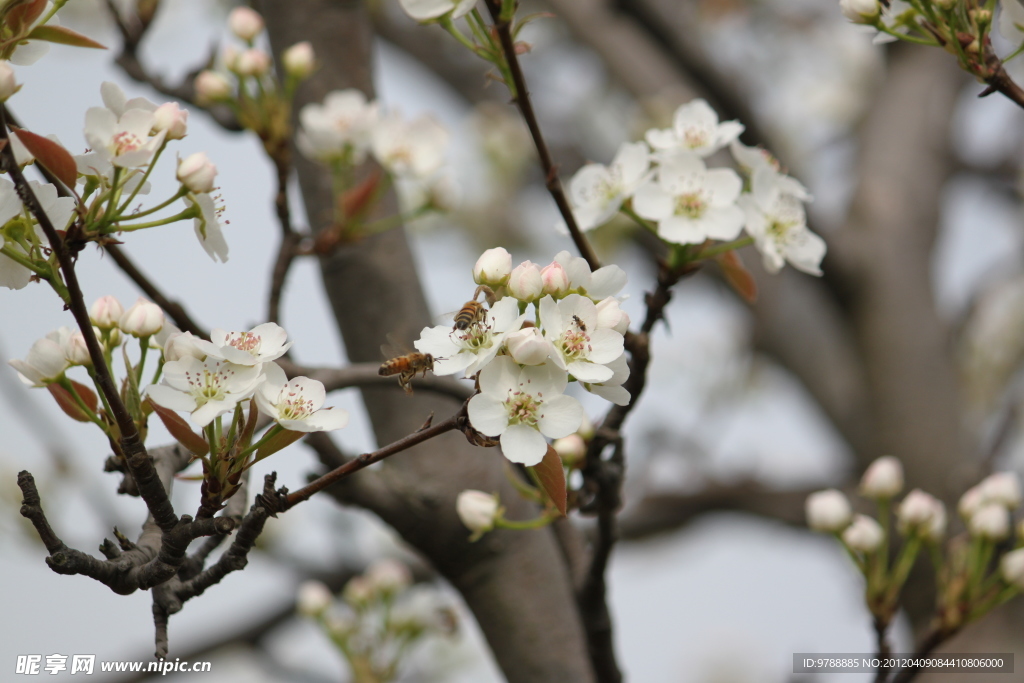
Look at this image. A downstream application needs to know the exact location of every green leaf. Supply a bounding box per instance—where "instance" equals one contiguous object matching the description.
[25,24,106,50]
[10,128,77,189]
[146,399,209,457]
[530,445,567,516]
[255,427,305,462]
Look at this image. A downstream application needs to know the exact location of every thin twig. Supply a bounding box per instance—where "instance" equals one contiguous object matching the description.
[483,0,600,271]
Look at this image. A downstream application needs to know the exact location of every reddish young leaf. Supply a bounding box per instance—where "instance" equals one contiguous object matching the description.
[530,445,567,516]
[47,383,90,422]
[255,428,305,461]
[68,379,98,413]
[716,249,758,304]
[146,399,210,457]
[26,25,107,50]
[5,0,46,33]
[11,129,77,189]
[338,169,380,219]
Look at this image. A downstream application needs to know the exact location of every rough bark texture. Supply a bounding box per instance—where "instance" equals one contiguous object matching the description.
[255,1,595,680]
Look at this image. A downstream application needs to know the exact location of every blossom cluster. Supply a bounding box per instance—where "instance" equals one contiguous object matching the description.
[296,88,456,213]
[566,98,826,276]
[297,560,457,679]
[411,247,630,465]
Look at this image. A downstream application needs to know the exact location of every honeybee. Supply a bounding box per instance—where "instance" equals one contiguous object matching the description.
[379,352,435,394]
[453,300,486,331]
[572,314,587,332]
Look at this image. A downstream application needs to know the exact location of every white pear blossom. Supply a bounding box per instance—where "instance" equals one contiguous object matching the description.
[228,6,264,41]
[415,296,525,377]
[859,455,904,499]
[806,489,852,532]
[9,328,71,386]
[297,581,334,616]
[541,261,570,298]
[120,297,164,337]
[194,323,292,366]
[842,514,884,552]
[195,71,233,103]
[399,0,477,22]
[581,352,631,406]
[162,331,206,362]
[729,140,812,202]
[84,106,166,169]
[539,294,624,383]
[456,490,499,534]
[99,82,157,117]
[63,331,91,366]
[297,89,380,164]
[553,433,586,466]
[473,247,512,287]
[739,168,826,276]
[969,503,1011,541]
[90,296,124,329]
[0,179,75,290]
[255,362,348,432]
[897,489,944,536]
[0,61,19,101]
[595,297,630,335]
[552,250,628,302]
[979,471,1022,509]
[371,113,448,178]
[467,357,583,466]
[146,356,264,428]
[235,49,271,77]
[568,141,650,231]
[633,152,745,245]
[508,260,544,302]
[645,99,744,158]
[186,192,229,262]
[505,326,555,365]
[153,102,189,140]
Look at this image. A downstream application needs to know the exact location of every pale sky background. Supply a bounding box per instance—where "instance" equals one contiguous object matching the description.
[10,0,1024,681]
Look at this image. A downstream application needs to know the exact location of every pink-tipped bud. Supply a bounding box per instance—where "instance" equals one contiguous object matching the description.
[897,489,943,536]
[595,297,630,334]
[153,102,189,140]
[177,152,218,194]
[842,514,884,553]
[473,247,512,287]
[541,261,570,297]
[859,455,904,499]
[235,49,271,77]
[163,332,205,362]
[508,261,544,302]
[505,327,552,366]
[283,41,316,79]
[806,489,852,533]
[228,6,264,42]
[365,559,412,595]
[89,295,124,330]
[456,490,499,535]
[553,433,586,467]
[296,581,333,616]
[195,71,232,103]
[119,297,164,337]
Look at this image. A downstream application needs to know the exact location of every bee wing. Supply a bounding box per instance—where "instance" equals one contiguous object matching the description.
[381,331,414,360]
[433,309,460,326]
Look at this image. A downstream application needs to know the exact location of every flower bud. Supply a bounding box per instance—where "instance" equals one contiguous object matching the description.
[283,41,315,79]
[897,489,943,536]
[119,297,164,337]
[508,261,544,302]
[9,329,71,386]
[859,455,904,499]
[342,576,374,606]
[456,490,499,535]
[195,71,232,103]
[577,413,595,440]
[553,433,586,468]
[540,261,570,297]
[839,0,880,24]
[63,331,92,366]
[979,472,1022,510]
[959,484,985,520]
[806,489,852,533]
[842,514,884,553]
[595,297,630,334]
[163,332,205,362]
[1002,548,1024,589]
[505,327,552,365]
[89,295,124,330]
[969,503,1010,541]
[152,102,189,140]
[296,580,333,616]
[0,60,20,101]
[365,559,412,595]
[473,247,512,287]
[177,152,218,194]
[222,45,241,71]
[235,49,271,77]
[228,6,264,42]
[924,501,947,543]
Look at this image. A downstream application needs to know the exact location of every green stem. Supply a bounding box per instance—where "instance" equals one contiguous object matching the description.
[240,424,283,461]
[698,236,755,260]
[116,141,167,216]
[496,513,556,530]
[876,23,939,46]
[113,207,198,232]
[620,204,657,233]
[103,167,123,224]
[135,336,150,385]
[118,185,188,221]
[56,376,108,433]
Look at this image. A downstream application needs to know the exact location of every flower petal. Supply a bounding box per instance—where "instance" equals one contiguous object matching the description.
[500,424,547,465]
[536,394,583,439]
[468,393,508,437]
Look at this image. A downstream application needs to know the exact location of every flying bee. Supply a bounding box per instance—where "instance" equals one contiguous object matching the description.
[572,314,587,332]
[379,352,435,394]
